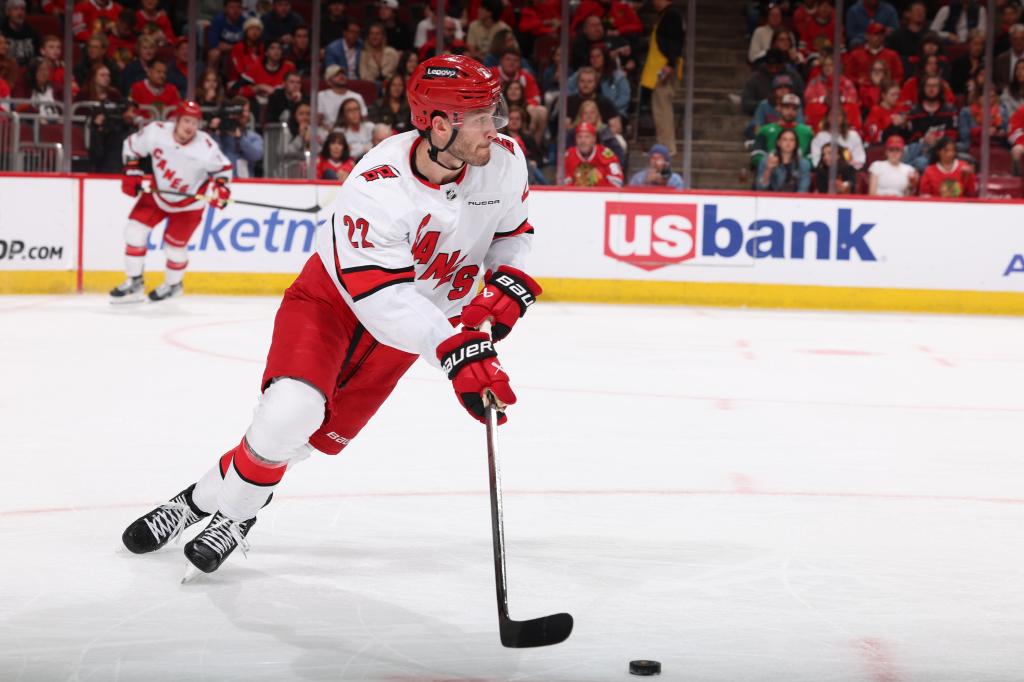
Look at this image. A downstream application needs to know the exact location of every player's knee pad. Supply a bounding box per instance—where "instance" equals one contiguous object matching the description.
[245,378,326,463]
[125,220,150,247]
[163,243,188,265]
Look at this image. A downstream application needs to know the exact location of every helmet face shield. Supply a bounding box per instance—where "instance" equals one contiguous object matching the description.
[451,95,509,132]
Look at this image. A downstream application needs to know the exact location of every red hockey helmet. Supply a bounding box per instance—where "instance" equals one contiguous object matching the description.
[407,55,508,132]
[173,100,202,120]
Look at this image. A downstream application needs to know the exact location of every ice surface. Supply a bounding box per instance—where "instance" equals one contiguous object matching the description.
[1,295,1023,681]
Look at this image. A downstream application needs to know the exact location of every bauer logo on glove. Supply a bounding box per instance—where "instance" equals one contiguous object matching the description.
[437,331,516,424]
[461,266,542,341]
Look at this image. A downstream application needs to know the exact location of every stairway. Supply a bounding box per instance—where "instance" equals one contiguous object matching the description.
[631,0,752,190]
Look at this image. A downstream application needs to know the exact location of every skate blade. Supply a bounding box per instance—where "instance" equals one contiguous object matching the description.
[181,562,203,584]
[148,294,183,304]
[109,294,145,305]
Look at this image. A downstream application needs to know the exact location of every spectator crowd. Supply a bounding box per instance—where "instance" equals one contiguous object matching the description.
[743,0,1024,197]
[0,0,687,189]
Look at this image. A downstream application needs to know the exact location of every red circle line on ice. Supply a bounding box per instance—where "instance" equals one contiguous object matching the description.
[161,320,1024,415]
[4,487,1024,518]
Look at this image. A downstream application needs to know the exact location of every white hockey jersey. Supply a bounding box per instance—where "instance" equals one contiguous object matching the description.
[315,131,534,368]
[122,121,233,212]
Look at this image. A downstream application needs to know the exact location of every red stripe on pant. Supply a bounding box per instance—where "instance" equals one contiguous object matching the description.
[218,451,232,478]
[230,439,287,487]
[166,259,188,271]
[125,245,147,257]
[163,233,189,248]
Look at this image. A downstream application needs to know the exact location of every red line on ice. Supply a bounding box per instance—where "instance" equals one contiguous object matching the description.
[802,349,881,356]
[857,637,904,682]
[161,318,266,364]
[159,321,1024,415]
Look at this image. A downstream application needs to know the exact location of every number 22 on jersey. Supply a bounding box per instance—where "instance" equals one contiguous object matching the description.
[343,214,375,249]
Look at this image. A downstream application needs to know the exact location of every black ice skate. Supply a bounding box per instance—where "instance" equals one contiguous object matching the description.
[109,276,144,304]
[183,512,256,576]
[122,483,210,554]
[148,282,183,302]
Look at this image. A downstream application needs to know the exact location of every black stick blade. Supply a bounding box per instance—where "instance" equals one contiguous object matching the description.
[500,612,574,648]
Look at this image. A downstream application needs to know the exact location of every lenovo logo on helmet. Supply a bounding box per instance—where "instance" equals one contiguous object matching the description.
[425,66,458,78]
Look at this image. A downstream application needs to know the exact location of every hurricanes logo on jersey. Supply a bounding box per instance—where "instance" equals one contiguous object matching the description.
[360,164,400,182]
[151,148,186,191]
[411,214,479,301]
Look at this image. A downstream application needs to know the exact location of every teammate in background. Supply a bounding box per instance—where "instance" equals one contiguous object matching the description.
[110,100,233,303]
[120,55,542,576]
[563,121,624,187]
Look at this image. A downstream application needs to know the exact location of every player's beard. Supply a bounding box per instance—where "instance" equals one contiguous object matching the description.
[448,131,492,167]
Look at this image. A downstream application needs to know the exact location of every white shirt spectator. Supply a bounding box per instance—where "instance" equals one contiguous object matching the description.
[868,159,916,196]
[810,129,866,169]
[414,17,464,48]
[31,85,60,122]
[316,88,367,129]
[342,120,376,161]
[930,5,986,43]
[748,24,776,63]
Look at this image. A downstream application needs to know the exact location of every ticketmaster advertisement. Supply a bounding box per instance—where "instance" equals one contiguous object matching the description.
[81,178,338,274]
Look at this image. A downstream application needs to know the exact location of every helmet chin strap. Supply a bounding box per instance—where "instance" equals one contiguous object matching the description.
[422,126,466,172]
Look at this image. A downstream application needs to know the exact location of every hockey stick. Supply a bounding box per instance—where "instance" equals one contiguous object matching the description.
[153,189,323,213]
[484,403,574,648]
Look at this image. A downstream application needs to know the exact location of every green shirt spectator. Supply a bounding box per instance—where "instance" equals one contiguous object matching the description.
[752,93,813,169]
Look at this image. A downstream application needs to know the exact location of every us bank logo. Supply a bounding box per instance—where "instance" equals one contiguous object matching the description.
[604,202,697,271]
[604,201,878,272]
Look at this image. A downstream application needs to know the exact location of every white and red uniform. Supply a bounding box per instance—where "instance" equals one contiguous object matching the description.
[316,130,531,369]
[241,131,532,459]
[172,56,536,550]
[121,121,231,275]
[563,144,624,187]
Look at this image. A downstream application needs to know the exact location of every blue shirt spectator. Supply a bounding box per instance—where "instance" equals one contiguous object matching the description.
[846,0,899,47]
[207,0,250,54]
[628,144,685,189]
[213,98,264,177]
[324,20,364,79]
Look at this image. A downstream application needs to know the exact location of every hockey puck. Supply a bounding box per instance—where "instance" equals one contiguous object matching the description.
[629,660,661,676]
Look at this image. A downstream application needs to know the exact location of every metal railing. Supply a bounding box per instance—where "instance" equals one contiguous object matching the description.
[19,143,63,173]
[0,110,17,171]
[263,122,310,179]
[0,109,61,172]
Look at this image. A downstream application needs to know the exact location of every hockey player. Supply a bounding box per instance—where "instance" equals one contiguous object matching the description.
[121,55,543,576]
[110,100,233,303]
